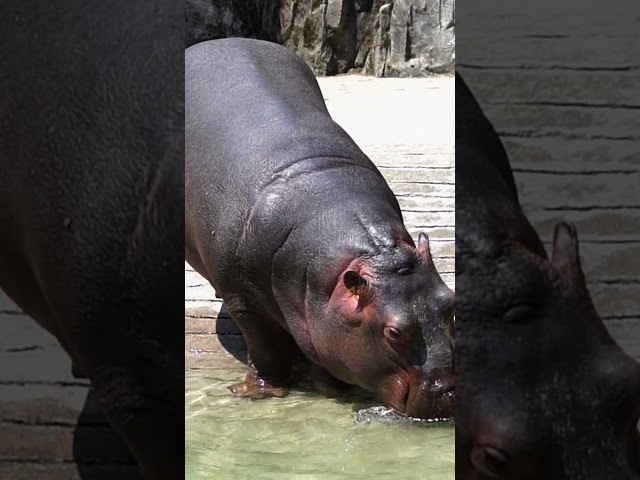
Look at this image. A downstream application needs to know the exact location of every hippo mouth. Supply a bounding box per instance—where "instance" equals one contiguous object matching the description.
[388,391,455,421]
[382,375,455,420]
[405,376,455,420]
[427,388,455,419]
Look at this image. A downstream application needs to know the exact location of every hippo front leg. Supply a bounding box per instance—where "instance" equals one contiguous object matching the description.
[66,304,183,480]
[226,307,299,399]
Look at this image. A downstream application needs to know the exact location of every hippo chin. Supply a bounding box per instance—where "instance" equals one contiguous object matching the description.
[185,38,455,419]
[456,71,640,478]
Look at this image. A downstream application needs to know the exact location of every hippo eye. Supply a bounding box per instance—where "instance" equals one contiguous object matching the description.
[471,445,508,478]
[503,304,534,323]
[384,326,402,342]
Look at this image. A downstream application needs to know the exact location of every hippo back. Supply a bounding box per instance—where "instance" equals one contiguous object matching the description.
[0,1,184,351]
[184,39,403,289]
[455,72,546,262]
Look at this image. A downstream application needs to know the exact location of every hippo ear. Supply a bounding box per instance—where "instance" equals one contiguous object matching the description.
[417,232,432,261]
[343,271,369,297]
[551,222,583,275]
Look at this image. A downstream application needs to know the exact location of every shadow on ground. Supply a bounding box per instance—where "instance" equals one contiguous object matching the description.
[73,390,141,479]
[215,303,248,365]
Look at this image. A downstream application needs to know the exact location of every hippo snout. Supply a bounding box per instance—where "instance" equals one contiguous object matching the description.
[406,369,455,419]
[431,375,455,396]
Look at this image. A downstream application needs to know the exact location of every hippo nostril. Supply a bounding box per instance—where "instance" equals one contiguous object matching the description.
[407,373,455,419]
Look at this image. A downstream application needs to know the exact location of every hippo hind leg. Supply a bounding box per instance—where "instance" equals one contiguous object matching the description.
[226,305,298,399]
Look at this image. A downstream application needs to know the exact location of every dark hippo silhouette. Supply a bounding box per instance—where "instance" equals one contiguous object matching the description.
[455,71,640,478]
[185,38,455,419]
[0,2,183,478]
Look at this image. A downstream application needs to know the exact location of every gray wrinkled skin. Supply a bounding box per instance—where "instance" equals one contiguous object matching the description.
[455,71,640,479]
[185,38,454,419]
[0,3,184,479]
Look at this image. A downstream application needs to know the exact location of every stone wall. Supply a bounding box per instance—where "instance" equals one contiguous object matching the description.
[185,0,282,48]
[185,0,455,76]
[282,0,454,76]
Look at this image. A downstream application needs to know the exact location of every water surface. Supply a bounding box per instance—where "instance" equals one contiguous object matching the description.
[185,359,454,480]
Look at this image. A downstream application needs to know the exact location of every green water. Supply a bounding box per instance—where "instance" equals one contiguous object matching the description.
[185,358,454,480]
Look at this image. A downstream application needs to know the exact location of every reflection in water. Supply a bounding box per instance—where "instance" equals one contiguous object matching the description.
[185,361,454,480]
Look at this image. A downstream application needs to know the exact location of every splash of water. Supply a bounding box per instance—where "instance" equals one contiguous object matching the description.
[353,406,455,426]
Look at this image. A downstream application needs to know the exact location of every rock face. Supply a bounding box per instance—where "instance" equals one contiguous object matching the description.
[185,0,282,48]
[282,0,455,76]
[185,0,454,76]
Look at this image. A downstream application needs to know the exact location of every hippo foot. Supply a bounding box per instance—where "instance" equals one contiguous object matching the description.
[228,373,289,399]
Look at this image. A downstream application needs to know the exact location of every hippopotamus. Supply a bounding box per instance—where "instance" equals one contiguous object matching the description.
[0,3,183,479]
[185,38,455,419]
[455,71,640,478]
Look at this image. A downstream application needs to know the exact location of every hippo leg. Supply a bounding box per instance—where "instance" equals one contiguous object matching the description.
[310,362,354,397]
[89,376,182,480]
[227,307,298,398]
[62,274,183,480]
[78,353,181,478]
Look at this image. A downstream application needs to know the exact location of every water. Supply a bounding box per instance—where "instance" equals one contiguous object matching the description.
[185,359,454,480]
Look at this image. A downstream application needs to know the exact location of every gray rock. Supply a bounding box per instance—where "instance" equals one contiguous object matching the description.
[375,0,455,76]
[281,0,454,76]
[185,0,281,48]
[186,0,454,76]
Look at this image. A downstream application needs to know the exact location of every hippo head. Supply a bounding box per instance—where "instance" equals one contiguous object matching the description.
[308,231,455,419]
[457,221,640,479]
